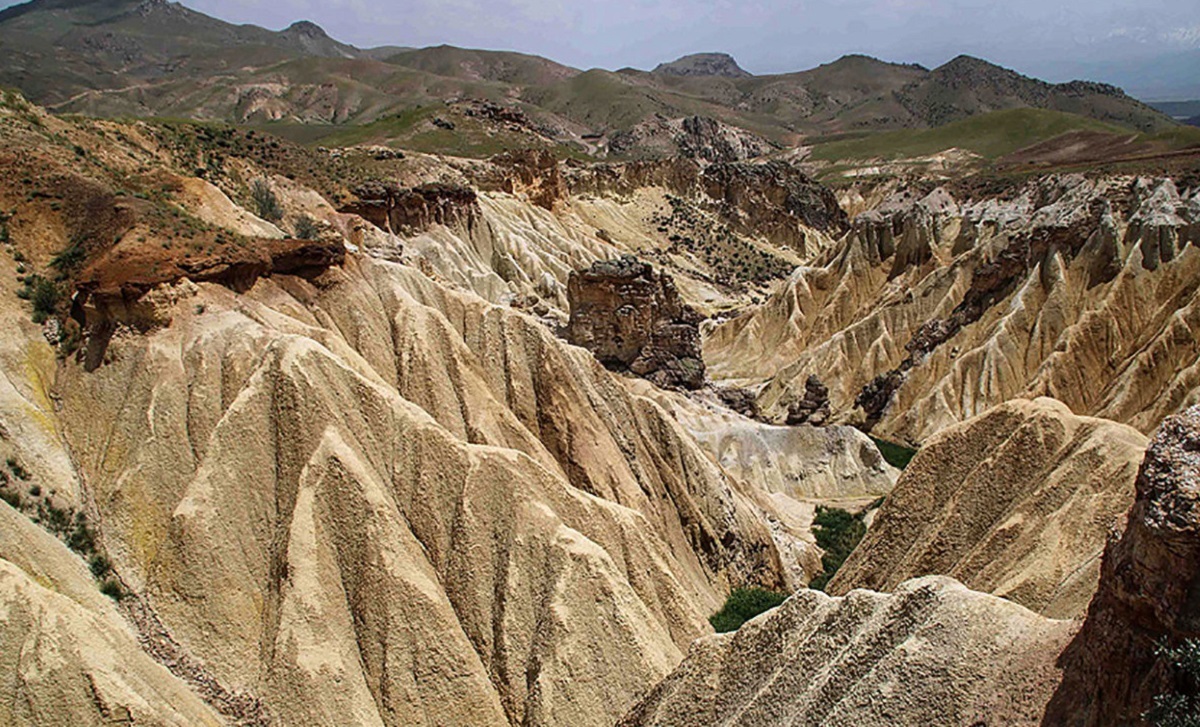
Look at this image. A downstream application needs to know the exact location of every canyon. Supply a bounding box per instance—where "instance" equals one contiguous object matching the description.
[0,8,1196,720]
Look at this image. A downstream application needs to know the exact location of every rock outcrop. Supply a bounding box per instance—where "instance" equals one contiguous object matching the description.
[341,181,480,233]
[652,53,752,78]
[828,398,1148,618]
[1044,404,1200,725]
[619,577,1076,727]
[567,257,706,389]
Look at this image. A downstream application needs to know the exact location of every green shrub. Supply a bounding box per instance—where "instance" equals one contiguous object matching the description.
[89,554,112,579]
[709,587,789,633]
[20,275,60,323]
[250,178,283,222]
[0,490,20,509]
[808,506,868,591]
[870,436,918,469]
[1146,639,1200,726]
[293,214,320,240]
[99,578,125,600]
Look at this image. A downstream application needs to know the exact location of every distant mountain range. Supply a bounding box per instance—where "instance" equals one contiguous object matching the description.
[0,0,1179,158]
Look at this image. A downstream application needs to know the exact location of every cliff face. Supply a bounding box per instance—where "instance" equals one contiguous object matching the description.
[1045,404,1200,725]
[567,257,706,389]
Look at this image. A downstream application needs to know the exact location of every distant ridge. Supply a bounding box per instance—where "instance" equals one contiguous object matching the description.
[0,0,1177,158]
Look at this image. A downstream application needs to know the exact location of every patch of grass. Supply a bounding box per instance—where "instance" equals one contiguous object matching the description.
[709,587,790,633]
[19,275,61,323]
[49,236,87,278]
[89,553,112,579]
[870,436,918,470]
[808,506,868,591]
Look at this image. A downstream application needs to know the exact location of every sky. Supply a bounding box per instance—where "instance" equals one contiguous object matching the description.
[3,0,1198,95]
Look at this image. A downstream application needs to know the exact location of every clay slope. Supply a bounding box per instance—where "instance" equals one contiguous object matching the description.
[827,398,1147,617]
[707,175,1200,443]
[0,503,223,726]
[51,256,792,727]
[620,576,1076,727]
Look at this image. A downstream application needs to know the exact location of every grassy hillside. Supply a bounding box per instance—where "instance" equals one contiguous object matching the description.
[809,108,1130,161]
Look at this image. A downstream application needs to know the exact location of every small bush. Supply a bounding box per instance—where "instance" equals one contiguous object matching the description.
[6,456,29,480]
[250,179,283,222]
[0,491,20,509]
[808,506,868,591]
[293,214,320,240]
[1146,638,1200,726]
[89,553,112,579]
[709,587,789,633]
[49,237,87,277]
[20,275,60,323]
[99,578,125,600]
[870,436,918,470]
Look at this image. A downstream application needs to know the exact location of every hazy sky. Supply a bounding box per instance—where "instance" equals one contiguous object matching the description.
[170,0,1198,80]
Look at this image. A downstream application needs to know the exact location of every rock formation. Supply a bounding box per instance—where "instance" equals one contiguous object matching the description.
[619,577,1076,727]
[708,174,1200,440]
[786,375,831,426]
[567,256,706,389]
[828,398,1148,618]
[1044,404,1200,725]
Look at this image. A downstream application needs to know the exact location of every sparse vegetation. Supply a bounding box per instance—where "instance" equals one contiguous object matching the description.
[1146,638,1200,727]
[870,436,918,470]
[808,506,868,591]
[250,178,283,222]
[650,195,792,288]
[710,587,790,633]
[0,460,122,599]
[49,236,87,278]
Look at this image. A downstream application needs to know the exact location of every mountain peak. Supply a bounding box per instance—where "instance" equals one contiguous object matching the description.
[653,52,751,78]
[284,20,328,38]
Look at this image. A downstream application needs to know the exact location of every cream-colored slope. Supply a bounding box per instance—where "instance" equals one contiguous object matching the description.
[827,398,1147,617]
[620,576,1075,727]
[706,176,1200,442]
[632,381,897,501]
[0,504,223,727]
[54,257,789,727]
